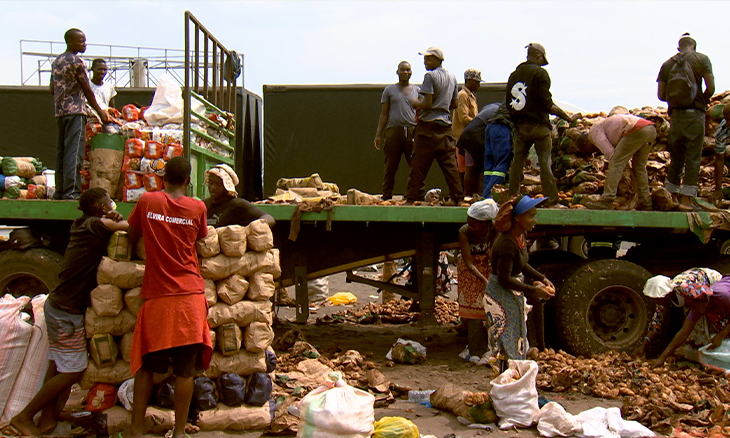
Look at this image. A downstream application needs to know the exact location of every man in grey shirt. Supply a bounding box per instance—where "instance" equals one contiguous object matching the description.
[374,61,420,200]
[406,46,463,205]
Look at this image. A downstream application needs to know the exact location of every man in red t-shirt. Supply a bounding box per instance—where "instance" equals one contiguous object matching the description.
[125,157,211,438]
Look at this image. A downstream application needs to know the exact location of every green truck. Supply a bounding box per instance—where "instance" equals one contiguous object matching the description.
[2,13,730,358]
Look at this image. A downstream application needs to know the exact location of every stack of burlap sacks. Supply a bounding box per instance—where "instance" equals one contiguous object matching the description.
[82,218,279,433]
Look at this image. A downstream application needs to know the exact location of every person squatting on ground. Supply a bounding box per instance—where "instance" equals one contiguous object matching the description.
[11,189,128,437]
[124,157,213,438]
[406,46,463,205]
[457,199,498,364]
[576,106,657,211]
[505,43,579,208]
[657,32,714,211]
[52,28,109,200]
[642,268,730,368]
[453,68,482,185]
[373,61,420,200]
[484,195,556,369]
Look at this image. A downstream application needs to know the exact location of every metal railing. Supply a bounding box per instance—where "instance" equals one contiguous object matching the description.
[20,39,186,87]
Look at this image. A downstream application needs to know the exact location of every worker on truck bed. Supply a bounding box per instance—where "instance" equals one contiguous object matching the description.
[505,43,579,208]
[406,46,463,206]
[575,106,657,211]
[11,188,128,437]
[125,157,213,438]
[373,61,419,200]
[204,163,275,229]
[709,104,730,206]
[657,32,714,212]
[453,68,482,188]
[51,28,109,200]
[641,268,730,368]
[85,58,117,120]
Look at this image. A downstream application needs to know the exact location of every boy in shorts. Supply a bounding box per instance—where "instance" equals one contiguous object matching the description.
[11,188,128,436]
[124,157,212,438]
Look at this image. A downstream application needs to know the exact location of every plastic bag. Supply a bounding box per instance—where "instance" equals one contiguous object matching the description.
[373,416,419,438]
[245,372,273,407]
[155,378,175,409]
[576,407,654,438]
[536,402,581,437]
[193,376,218,411]
[144,74,185,126]
[327,292,357,306]
[297,371,375,438]
[265,348,277,373]
[489,360,540,429]
[219,373,246,407]
[85,383,118,412]
[385,339,427,361]
[118,378,134,411]
[699,338,730,372]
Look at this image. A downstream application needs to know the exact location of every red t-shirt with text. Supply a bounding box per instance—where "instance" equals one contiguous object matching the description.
[128,191,207,299]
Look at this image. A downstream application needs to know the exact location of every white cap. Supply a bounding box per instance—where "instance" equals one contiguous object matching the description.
[643,275,673,299]
[419,46,444,60]
[467,199,498,221]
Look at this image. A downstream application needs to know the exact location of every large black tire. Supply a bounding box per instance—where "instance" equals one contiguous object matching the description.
[554,259,653,357]
[0,248,64,298]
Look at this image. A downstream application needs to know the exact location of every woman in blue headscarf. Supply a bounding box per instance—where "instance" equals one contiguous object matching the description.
[484,195,555,366]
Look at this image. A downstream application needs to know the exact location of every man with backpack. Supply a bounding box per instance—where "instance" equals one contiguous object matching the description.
[657,32,714,211]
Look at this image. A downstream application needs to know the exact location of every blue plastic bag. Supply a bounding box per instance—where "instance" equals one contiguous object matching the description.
[219,373,247,407]
[244,373,272,407]
[193,376,218,411]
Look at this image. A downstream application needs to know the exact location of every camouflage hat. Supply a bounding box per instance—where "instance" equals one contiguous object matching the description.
[464,68,482,82]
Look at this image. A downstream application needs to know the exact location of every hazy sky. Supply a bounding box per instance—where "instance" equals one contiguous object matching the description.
[1,1,727,113]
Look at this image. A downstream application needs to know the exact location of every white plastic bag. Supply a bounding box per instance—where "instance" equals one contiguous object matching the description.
[297,371,375,438]
[699,338,730,371]
[118,378,134,411]
[489,360,539,429]
[385,338,427,360]
[576,407,654,438]
[536,402,581,437]
[0,294,33,417]
[1,295,48,423]
[143,74,190,126]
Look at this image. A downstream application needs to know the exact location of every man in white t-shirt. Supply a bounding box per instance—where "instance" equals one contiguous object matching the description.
[86,58,116,117]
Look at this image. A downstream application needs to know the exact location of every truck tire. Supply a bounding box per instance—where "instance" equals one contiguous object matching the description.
[0,248,64,298]
[555,259,652,357]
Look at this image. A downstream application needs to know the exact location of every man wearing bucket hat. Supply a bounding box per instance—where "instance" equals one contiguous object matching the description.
[505,43,579,208]
[406,46,463,205]
[203,163,275,229]
[640,268,730,367]
[457,199,498,364]
[454,69,482,184]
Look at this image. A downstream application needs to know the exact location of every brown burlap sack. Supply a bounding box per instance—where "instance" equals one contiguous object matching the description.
[243,321,274,353]
[210,329,217,348]
[89,334,119,368]
[207,300,272,328]
[107,231,133,261]
[217,274,249,305]
[246,219,273,252]
[90,284,123,317]
[205,350,266,379]
[198,403,271,431]
[430,384,497,424]
[199,254,246,280]
[97,257,145,289]
[144,406,176,434]
[89,148,123,194]
[196,226,220,257]
[104,406,132,435]
[80,359,132,389]
[85,308,136,338]
[120,332,133,363]
[236,249,281,278]
[205,279,217,306]
[216,323,242,356]
[217,225,247,257]
[123,287,144,317]
[247,272,275,301]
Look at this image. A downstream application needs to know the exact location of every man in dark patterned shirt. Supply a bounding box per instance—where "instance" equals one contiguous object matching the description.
[51,28,108,200]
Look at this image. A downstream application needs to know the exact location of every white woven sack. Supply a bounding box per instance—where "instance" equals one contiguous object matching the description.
[0,294,33,418]
[489,359,540,429]
[2,295,49,423]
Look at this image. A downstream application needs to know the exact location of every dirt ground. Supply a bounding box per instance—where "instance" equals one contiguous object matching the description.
[50,269,643,438]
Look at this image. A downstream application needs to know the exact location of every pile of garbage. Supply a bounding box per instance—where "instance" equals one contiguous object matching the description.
[0,157,48,199]
[325,296,458,325]
[535,348,730,435]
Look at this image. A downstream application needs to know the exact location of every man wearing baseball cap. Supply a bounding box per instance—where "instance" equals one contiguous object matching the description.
[406,46,463,205]
[505,43,579,208]
[454,68,482,189]
[657,32,714,212]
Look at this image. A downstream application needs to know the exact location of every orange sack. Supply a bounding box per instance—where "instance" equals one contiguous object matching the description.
[125,139,144,158]
[164,144,183,160]
[121,104,140,122]
[145,141,164,159]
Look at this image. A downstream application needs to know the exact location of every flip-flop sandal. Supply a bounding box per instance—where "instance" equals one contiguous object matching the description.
[1,424,33,437]
[164,431,191,438]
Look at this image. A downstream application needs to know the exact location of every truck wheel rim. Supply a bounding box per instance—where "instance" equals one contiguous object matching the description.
[0,272,50,297]
[587,285,645,348]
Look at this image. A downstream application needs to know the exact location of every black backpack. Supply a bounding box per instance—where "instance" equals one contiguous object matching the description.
[665,53,698,108]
